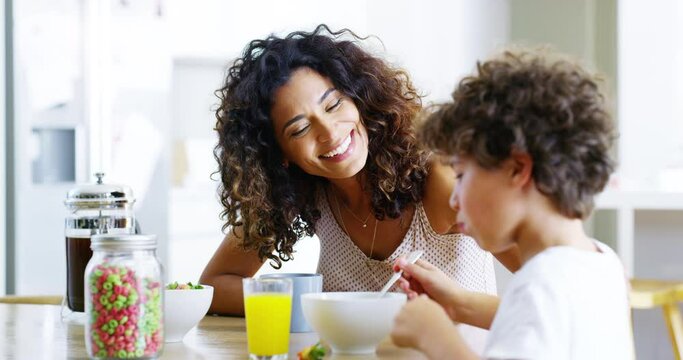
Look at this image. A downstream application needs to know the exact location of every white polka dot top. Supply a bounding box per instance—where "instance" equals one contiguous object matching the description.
[315,192,497,295]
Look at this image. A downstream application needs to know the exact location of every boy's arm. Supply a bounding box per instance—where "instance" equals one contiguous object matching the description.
[449,290,500,330]
[392,295,481,360]
[397,259,501,329]
[422,331,480,360]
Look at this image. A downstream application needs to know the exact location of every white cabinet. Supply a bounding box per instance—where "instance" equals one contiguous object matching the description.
[594,191,683,276]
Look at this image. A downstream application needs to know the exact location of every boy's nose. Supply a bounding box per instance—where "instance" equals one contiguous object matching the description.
[448,188,459,212]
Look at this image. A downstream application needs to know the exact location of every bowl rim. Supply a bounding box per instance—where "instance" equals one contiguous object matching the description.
[164,284,214,291]
[301,291,406,301]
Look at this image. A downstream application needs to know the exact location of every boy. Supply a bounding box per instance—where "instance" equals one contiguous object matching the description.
[390,49,634,359]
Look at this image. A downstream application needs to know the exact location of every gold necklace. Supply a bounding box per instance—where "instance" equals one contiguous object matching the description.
[335,191,372,228]
[333,189,378,259]
[331,189,398,290]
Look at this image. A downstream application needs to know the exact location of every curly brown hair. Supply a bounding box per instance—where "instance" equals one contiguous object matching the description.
[214,24,428,268]
[419,48,616,219]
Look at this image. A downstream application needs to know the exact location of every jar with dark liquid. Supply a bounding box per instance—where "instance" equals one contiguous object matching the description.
[64,173,137,312]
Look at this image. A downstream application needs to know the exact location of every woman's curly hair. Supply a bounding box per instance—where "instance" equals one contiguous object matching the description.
[419,48,616,219]
[214,24,428,268]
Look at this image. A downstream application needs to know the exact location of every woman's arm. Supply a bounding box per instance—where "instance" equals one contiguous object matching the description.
[199,226,264,316]
[422,160,522,272]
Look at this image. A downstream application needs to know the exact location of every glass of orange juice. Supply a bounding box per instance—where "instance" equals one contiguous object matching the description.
[243,277,293,360]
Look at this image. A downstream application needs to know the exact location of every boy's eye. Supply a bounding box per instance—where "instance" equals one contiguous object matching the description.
[325,98,343,112]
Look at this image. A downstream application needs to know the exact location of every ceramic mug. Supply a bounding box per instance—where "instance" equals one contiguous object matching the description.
[259,273,323,333]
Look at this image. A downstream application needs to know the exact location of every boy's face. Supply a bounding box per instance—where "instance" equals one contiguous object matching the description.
[448,155,523,253]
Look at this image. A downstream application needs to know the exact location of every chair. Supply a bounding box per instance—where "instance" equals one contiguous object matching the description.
[0,295,64,305]
[630,279,683,360]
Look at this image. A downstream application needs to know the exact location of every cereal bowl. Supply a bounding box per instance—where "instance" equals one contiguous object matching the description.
[301,292,407,354]
[163,284,213,342]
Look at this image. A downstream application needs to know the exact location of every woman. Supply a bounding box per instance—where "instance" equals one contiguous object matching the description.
[200,25,519,324]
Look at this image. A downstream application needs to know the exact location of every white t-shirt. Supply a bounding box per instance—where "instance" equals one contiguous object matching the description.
[483,241,634,360]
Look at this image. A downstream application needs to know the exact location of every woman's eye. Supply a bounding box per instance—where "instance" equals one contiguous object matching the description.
[291,125,309,137]
[325,98,343,112]
[455,172,464,180]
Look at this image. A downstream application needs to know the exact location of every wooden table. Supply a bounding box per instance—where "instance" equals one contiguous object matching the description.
[0,303,425,359]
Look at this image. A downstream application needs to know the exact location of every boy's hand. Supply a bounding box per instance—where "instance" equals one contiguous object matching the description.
[394,258,461,320]
[391,294,460,356]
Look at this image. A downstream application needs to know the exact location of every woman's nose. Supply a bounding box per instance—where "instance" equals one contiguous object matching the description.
[315,117,338,143]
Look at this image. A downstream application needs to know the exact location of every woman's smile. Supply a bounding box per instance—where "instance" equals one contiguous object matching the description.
[319,129,356,163]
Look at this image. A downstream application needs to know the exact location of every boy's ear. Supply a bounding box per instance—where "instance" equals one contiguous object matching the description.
[508,150,533,186]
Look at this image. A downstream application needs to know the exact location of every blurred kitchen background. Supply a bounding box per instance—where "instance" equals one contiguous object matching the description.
[1,0,682,358]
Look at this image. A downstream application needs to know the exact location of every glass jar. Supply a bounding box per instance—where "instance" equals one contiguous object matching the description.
[65,172,137,313]
[84,234,164,359]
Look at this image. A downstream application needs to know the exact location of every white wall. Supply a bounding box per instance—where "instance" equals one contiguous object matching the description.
[1,0,6,295]
[618,0,683,192]
[167,0,369,60]
[367,0,510,103]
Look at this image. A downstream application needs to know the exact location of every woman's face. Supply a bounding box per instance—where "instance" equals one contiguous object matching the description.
[271,67,369,179]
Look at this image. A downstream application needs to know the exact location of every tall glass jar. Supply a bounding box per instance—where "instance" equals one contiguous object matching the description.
[84,234,164,359]
[65,172,137,313]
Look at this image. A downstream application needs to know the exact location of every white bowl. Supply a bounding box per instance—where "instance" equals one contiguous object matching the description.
[301,292,407,354]
[163,285,213,342]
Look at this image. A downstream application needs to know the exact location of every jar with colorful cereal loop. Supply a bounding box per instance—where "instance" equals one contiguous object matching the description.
[84,234,164,359]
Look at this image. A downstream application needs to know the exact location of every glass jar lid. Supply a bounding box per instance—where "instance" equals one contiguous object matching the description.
[65,172,135,209]
[91,234,157,251]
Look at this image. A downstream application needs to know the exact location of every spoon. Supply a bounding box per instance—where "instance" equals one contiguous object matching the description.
[377,250,424,298]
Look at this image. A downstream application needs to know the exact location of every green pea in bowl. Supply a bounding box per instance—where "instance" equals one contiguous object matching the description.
[163,282,213,342]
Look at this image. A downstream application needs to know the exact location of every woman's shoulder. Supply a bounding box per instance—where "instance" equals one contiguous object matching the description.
[421,159,458,234]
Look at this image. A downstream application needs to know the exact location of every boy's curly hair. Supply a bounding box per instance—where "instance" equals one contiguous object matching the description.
[214,24,428,268]
[419,48,616,219]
